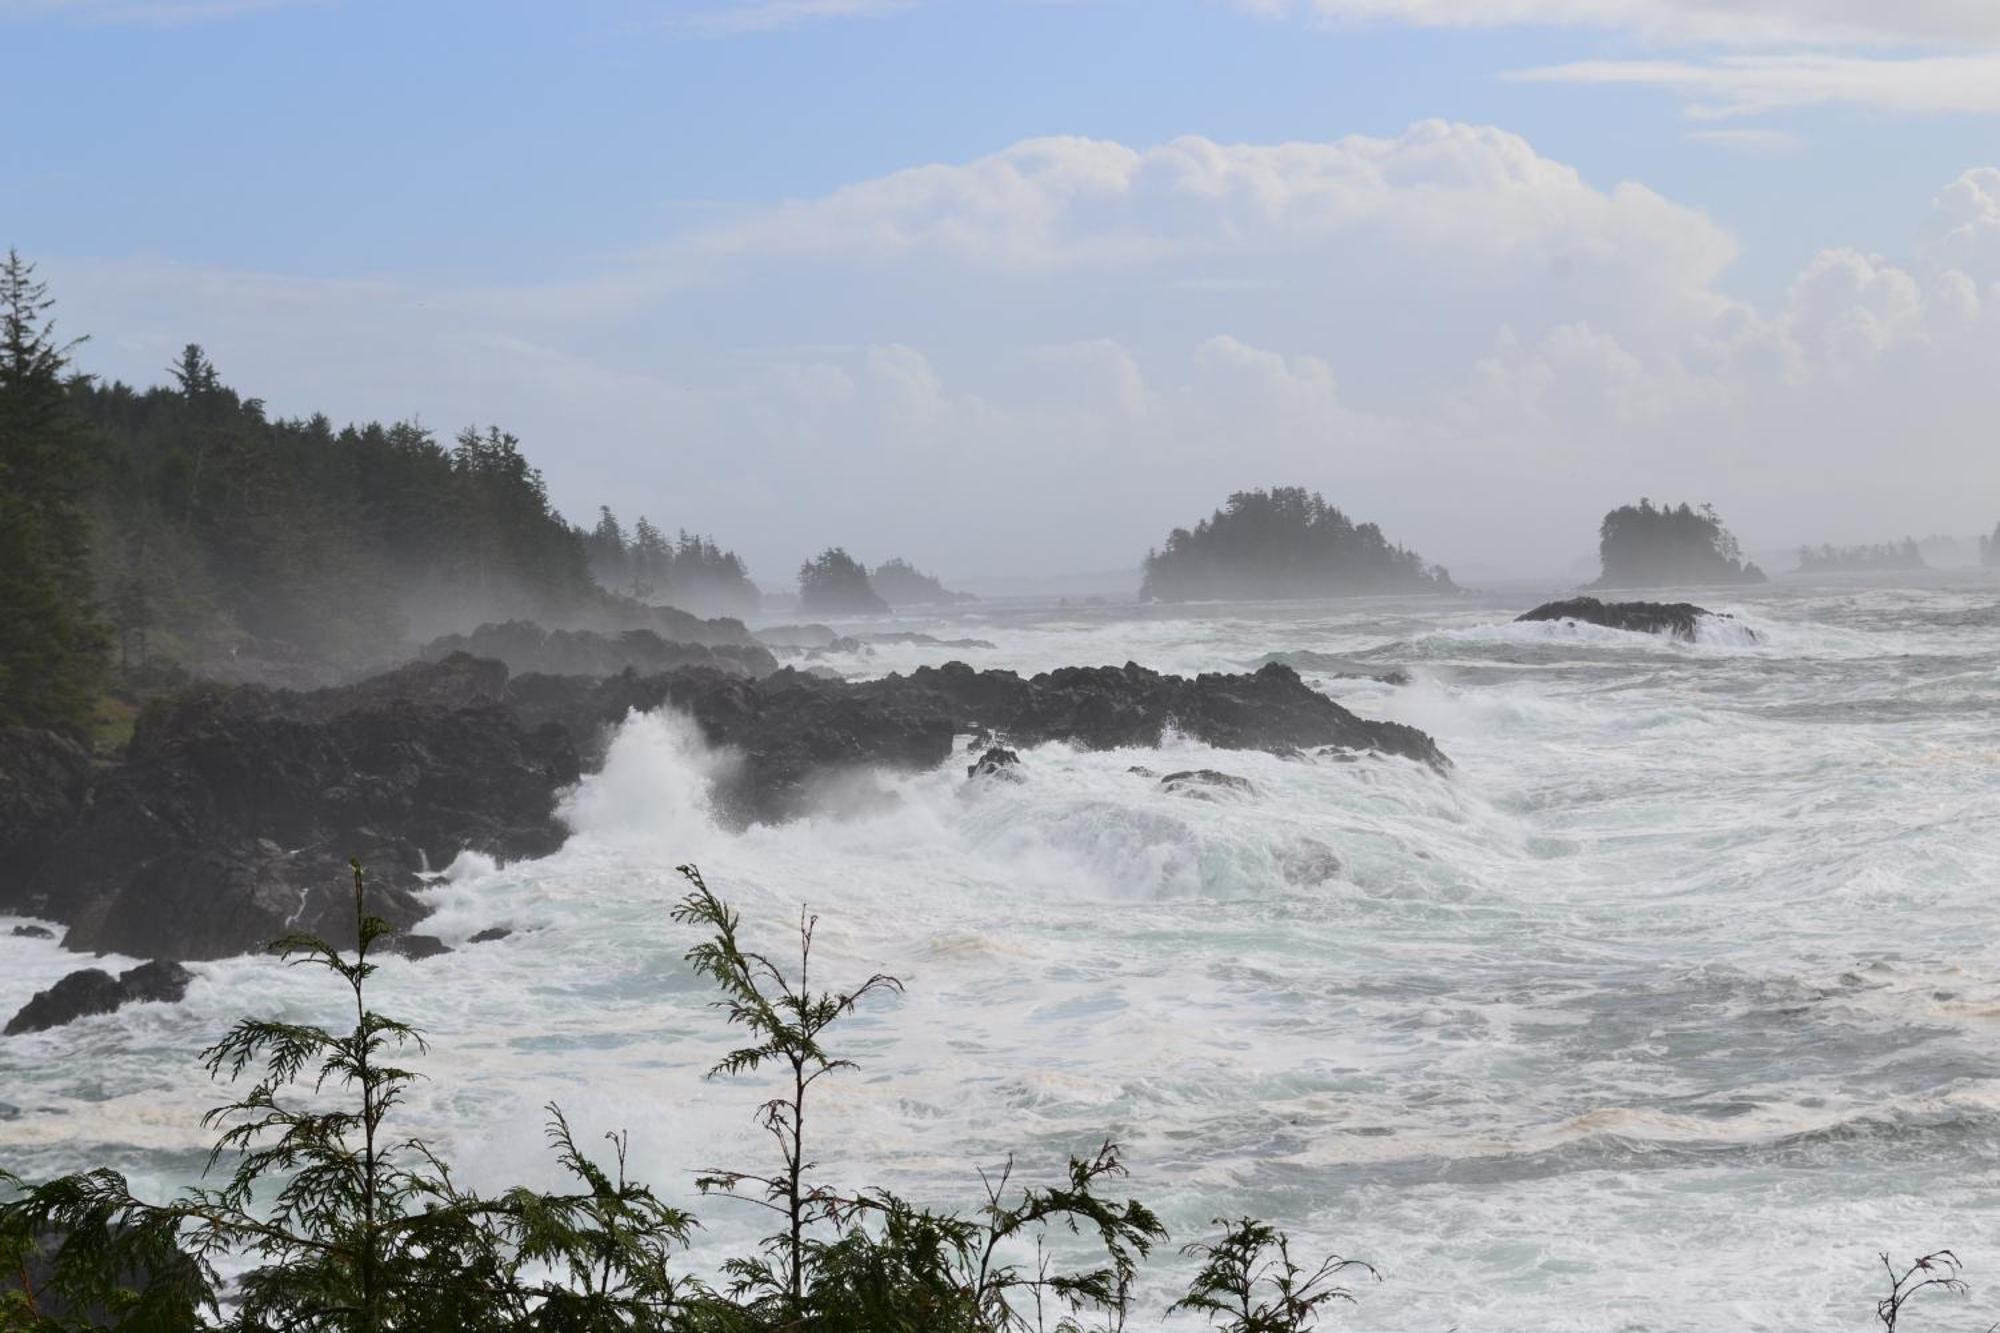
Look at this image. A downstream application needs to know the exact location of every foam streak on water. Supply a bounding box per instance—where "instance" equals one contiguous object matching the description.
[4,581,1999,1330]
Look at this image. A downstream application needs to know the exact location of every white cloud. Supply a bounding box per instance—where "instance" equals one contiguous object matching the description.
[1511,53,2000,118]
[668,0,919,35]
[43,124,2000,581]
[1683,127,1801,154]
[1235,0,2000,47]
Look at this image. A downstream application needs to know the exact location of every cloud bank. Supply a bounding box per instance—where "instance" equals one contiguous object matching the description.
[43,123,2000,583]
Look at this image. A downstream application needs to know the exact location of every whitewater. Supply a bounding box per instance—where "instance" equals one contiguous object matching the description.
[4,579,1998,1330]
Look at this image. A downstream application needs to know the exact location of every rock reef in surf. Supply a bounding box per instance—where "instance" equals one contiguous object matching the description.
[1516,596,1752,643]
[1,653,1446,963]
[422,621,778,679]
[5,960,192,1036]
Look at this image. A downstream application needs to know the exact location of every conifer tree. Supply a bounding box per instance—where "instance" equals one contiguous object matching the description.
[0,250,107,729]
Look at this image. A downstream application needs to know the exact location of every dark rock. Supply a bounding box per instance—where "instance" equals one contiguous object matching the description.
[1515,596,1746,643]
[5,960,192,1036]
[1275,837,1344,884]
[1159,769,1257,800]
[0,727,96,915]
[385,933,452,961]
[468,926,513,944]
[1255,652,1412,686]
[422,621,777,679]
[10,925,55,939]
[30,655,580,961]
[1126,765,1157,778]
[966,747,1022,781]
[754,624,841,650]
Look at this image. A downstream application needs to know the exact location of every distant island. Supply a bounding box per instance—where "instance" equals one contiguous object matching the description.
[1592,499,1766,588]
[870,557,975,607]
[1141,487,1454,602]
[798,546,887,614]
[1794,539,1925,574]
[1983,522,2000,568]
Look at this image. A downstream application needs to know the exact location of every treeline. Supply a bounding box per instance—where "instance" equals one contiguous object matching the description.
[1141,487,1453,602]
[1795,539,1926,573]
[0,254,783,731]
[796,548,972,615]
[583,509,761,619]
[1594,499,1766,588]
[1982,523,2000,569]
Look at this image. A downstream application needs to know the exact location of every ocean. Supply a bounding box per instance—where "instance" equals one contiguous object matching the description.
[5,579,1998,1330]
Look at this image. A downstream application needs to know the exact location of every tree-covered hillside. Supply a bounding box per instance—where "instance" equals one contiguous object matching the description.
[1141,487,1454,602]
[1593,499,1765,588]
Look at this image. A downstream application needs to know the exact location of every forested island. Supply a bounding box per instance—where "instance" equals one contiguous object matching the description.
[1592,499,1766,588]
[1794,539,1926,574]
[1140,487,1454,602]
[1983,522,2000,568]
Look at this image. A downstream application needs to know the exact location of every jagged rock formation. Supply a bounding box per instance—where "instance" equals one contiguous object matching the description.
[5,960,193,1036]
[422,621,777,679]
[1517,596,1742,643]
[5,655,1445,962]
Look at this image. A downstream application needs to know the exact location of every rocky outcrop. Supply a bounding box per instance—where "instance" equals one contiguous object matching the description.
[24,657,579,961]
[1516,596,1748,643]
[1253,651,1411,686]
[12,653,1445,962]
[0,728,96,912]
[5,960,193,1036]
[422,621,777,680]
[967,747,1022,781]
[1159,769,1257,800]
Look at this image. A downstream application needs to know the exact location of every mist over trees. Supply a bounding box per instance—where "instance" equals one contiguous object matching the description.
[1983,523,2000,568]
[1795,539,1926,573]
[581,508,761,618]
[869,557,973,607]
[1593,499,1766,588]
[1140,487,1454,602]
[798,547,887,614]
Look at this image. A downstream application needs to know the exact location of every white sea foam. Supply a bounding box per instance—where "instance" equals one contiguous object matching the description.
[4,584,1999,1329]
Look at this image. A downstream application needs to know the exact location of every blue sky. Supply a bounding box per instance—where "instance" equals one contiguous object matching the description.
[8,0,2000,581]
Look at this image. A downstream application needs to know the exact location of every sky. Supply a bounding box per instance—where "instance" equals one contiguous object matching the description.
[6,0,2000,585]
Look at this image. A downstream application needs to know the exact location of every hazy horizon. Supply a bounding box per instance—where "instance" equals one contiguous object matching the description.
[11,0,2000,587]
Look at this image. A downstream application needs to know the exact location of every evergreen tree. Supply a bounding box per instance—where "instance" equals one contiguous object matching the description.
[798,548,886,615]
[0,250,107,728]
[1141,488,1452,602]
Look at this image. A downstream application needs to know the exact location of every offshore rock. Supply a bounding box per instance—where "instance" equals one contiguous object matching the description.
[1516,596,1745,643]
[4,960,193,1036]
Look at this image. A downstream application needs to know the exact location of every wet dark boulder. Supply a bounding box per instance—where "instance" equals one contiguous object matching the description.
[384,933,452,961]
[906,661,1447,770]
[10,925,54,939]
[5,960,193,1036]
[967,747,1022,781]
[468,926,513,944]
[0,728,96,913]
[422,621,777,679]
[1159,769,1257,800]
[1515,596,1739,643]
[28,657,580,961]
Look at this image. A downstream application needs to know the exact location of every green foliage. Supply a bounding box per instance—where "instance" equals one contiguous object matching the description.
[0,862,698,1332]
[0,250,109,729]
[1594,498,1765,588]
[796,549,885,615]
[1167,1219,1375,1333]
[1141,488,1452,603]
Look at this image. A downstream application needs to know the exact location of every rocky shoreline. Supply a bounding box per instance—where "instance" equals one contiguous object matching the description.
[1,626,1451,1023]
